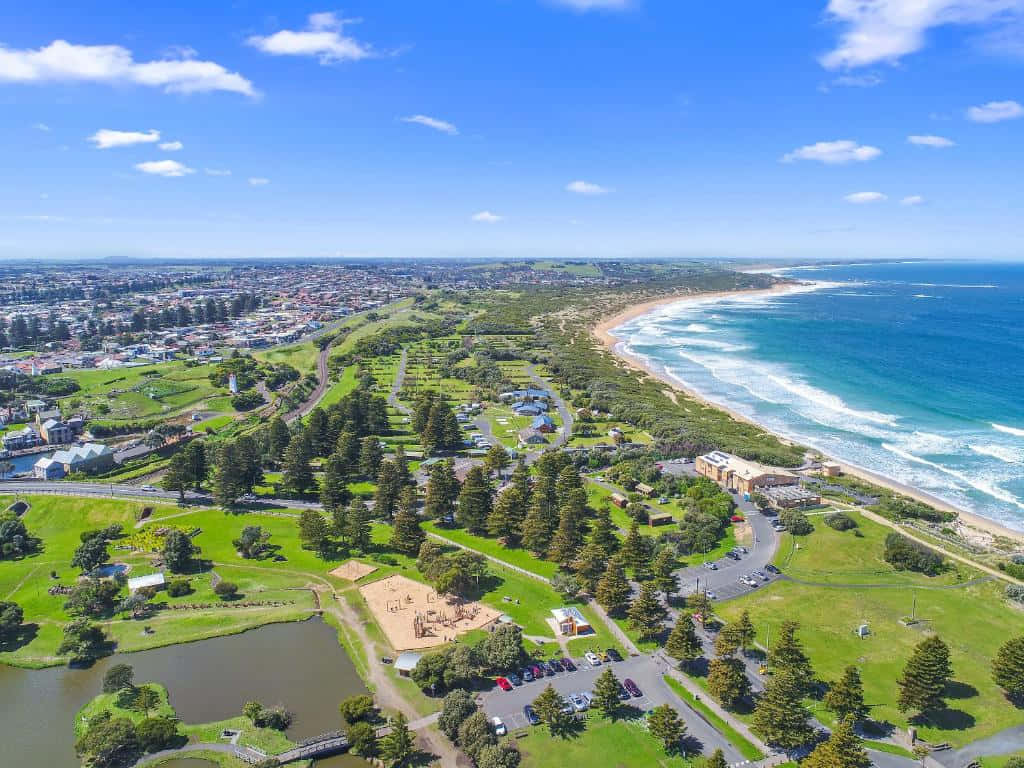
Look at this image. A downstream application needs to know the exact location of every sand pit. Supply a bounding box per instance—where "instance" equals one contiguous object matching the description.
[359,574,502,651]
[330,561,378,581]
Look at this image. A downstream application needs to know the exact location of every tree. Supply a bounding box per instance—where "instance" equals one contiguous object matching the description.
[686,591,713,618]
[306,407,332,457]
[72,536,109,574]
[572,538,610,595]
[707,656,750,710]
[233,526,271,559]
[162,530,198,573]
[298,509,331,557]
[487,486,526,545]
[767,620,813,687]
[75,715,140,768]
[457,466,492,534]
[379,711,414,766]
[652,548,678,602]
[751,669,815,750]
[183,440,208,489]
[339,694,375,724]
[532,684,568,734]
[992,635,1024,703]
[161,451,191,501]
[647,704,686,754]
[780,508,813,536]
[390,487,425,556]
[521,475,558,555]
[214,581,239,600]
[359,436,383,477]
[476,743,522,768]
[347,721,377,757]
[424,459,458,520]
[482,623,523,672]
[802,716,871,768]
[550,571,581,600]
[547,492,587,568]
[136,716,180,753]
[627,581,668,641]
[58,618,109,664]
[589,506,619,556]
[457,711,496,761]
[714,625,742,658]
[732,610,756,653]
[897,635,953,717]
[0,512,39,559]
[64,579,121,618]
[825,665,869,723]
[439,688,477,740]
[132,685,160,716]
[484,444,510,475]
[665,614,704,670]
[320,452,352,514]
[103,663,135,693]
[621,520,648,578]
[375,460,403,520]
[592,667,622,719]
[0,600,24,645]
[346,498,372,551]
[704,749,728,768]
[283,432,315,495]
[243,700,263,723]
[336,430,361,469]
[595,557,632,617]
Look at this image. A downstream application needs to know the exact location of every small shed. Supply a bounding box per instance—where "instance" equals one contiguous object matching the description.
[635,483,656,498]
[127,572,165,594]
[648,511,674,527]
[610,492,629,509]
[551,607,592,637]
[394,651,423,678]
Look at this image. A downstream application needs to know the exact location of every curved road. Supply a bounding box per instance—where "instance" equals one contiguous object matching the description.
[284,343,331,423]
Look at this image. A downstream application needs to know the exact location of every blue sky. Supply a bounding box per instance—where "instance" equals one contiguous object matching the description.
[1,0,1022,260]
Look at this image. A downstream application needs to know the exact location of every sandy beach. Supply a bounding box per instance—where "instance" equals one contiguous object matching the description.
[593,286,1024,547]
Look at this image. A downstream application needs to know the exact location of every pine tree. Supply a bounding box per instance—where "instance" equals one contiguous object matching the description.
[652,547,678,601]
[522,475,558,555]
[212,441,245,508]
[592,667,622,719]
[486,486,526,545]
[298,509,331,557]
[358,436,383,477]
[993,635,1024,703]
[456,466,492,535]
[347,498,371,552]
[424,459,459,520]
[283,433,315,495]
[620,520,651,580]
[183,440,208,489]
[547,494,586,567]
[379,711,414,766]
[375,460,402,520]
[802,716,871,768]
[714,625,742,657]
[767,620,814,689]
[751,669,815,750]
[733,610,756,652]
[391,487,425,556]
[897,634,953,716]
[704,749,728,768]
[267,416,291,463]
[665,613,704,670]
[595,557,632,617]
[320,452,352,513]
[589,506,620,556]
[554,465,583,508]
[532,684,568,734]
[306,407,331,457]
[571,538,609,594]
[484,444,510,476]
[336,430,360,470]
[627,581,668,641]
[707,655,751,710]
[509,460,531,501]
[647,704,686,754]
[161,451,190,500]
[824,665,869,722]
[234,434,263,493]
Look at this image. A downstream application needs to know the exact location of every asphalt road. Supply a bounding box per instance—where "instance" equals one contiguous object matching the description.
[479,654,745,764]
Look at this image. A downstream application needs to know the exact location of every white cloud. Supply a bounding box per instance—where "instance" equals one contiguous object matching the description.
[204,168,232,176]
[135,160,194,177]
[820,0,1024,69]
[159,140,183,151]
[566,180,610,195]
[471,211,503,223]
[0,40,256,96]
[400,115,458,135]
[845,191,887,203]
[35,122,50,131]
[781,140,882,164]
[88,128,160,149]
[248,177,270,186]
[966,99,1024,122]
[246,12,374,64]
[901,194,925,205]
[908,134,956,147]
[547,0,633,10]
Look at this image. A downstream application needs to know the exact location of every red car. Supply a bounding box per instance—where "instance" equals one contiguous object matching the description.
[531,665,543,679]
[496,677,513,692]
[730,515,745,523]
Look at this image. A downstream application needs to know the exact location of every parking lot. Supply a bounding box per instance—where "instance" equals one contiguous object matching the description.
[479,654,744,763]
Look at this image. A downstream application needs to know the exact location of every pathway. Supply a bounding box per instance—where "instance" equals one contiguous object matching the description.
[425,531,549,583]
[778,573,994,590]
[388,348,412,415]
[284,343,331,423]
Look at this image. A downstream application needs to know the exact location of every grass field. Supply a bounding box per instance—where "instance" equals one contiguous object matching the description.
[663,676,764,761]
[718,512,1024,746]
[317,364,359,410]
[421,522,559,580]
[253,341,319,374]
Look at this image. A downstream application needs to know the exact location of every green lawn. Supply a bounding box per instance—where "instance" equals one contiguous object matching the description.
[317,364,359,409]
[421,522,559,579]
[663,676,764,761]
[254,341,319,374]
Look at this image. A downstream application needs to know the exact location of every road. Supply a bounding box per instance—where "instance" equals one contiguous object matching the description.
[479,653,747,765]
[285,343,331,423]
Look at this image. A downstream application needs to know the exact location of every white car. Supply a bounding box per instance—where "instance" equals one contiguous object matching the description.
[491,717,507,736]
[584,652,602,666]
[140,485,157,492]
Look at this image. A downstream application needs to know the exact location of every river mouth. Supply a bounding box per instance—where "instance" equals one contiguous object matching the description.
[0,617,370,767]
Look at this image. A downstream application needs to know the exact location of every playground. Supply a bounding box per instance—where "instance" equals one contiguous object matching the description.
[358,573,502,650]
[329,560,378,581]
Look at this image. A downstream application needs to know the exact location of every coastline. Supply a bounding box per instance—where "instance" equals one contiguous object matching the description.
[593,286,1024,547]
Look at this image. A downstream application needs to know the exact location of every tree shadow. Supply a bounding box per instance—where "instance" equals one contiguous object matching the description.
[944,680,978,700]
[680,733,705,756]
[914,708,976,732]
[0,622,38,652]
[405,747,438,768]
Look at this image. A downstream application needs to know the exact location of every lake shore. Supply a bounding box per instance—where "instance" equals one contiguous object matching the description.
[593,286,1024,547]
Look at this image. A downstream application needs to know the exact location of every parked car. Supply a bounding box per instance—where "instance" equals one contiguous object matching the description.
[507,672,522,686]
[523,705,540,726]
[531,664,543,679]
[584,652,602,666]
[561,657,577,672]
[725,551,741,560]
[598,650,610,662]
[549,659,564,673]
[521,668,534,682]
[623,679,642,697]
[492,717,507,736]
[617,684,631,700]
[579,692,593,709]
[702,561,718,570]
[705,590,718,600]
[735,546,749,554]
[606,648,623,662]
[765,564,780,575]
[773,523,786,532]
[141,485,157,492]
[753,570,769,581]
[496,677,513,692]
[569,693,587,712]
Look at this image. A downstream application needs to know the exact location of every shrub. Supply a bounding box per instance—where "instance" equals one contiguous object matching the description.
[166,579,191,597]
[883,533,944,575]
[824,512,857,531]
[339,694,375,724]
[1004,561,1024,581]
[213,581,239,600]
[780,508,813,536]
[1006,584,1024,603]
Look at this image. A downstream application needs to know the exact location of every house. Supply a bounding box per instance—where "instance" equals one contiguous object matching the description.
[394,651,423,678]
[551,607,592,637]
[635,482,655,498]
[610,492,629,509]
[820,461,842,477]
[50,443,115,476]
[512,402,544,416]
[518,428,548,445]
[760,484,822,510]
[531,415,555,433]
[695,451,797,496]
[3,426,40,450]
[127,573,166,593]
[499,388,552,402]
[33,457,64,480]
[40,418,73,445]
[648,511,674,527]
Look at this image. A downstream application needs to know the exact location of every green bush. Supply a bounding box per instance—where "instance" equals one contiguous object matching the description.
[824,512,857,531]
[166,579,191,597]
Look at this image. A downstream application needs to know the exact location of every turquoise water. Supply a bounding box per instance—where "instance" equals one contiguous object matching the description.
[612,261,1024,531]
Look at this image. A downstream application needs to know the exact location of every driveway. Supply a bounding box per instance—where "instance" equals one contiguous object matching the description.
[479,654,745,763]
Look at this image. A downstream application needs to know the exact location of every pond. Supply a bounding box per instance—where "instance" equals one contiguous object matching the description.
[0,618,370,767]
[5,449,54,476]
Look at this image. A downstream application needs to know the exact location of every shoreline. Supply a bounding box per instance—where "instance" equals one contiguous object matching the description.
[593,285,1024,547]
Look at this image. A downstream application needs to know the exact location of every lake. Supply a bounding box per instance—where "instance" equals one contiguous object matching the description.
[0,618,370,767]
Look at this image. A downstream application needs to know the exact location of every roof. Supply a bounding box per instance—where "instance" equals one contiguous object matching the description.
[551,606,589,625]
[33,457,58,469]
[53,442,113,465]
[531,415,554,428]
[128,573,165,591]
[394,651,423,672]
[698,451,796,482]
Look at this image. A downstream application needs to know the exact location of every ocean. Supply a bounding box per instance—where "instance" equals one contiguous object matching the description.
[611,261,1024,532]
